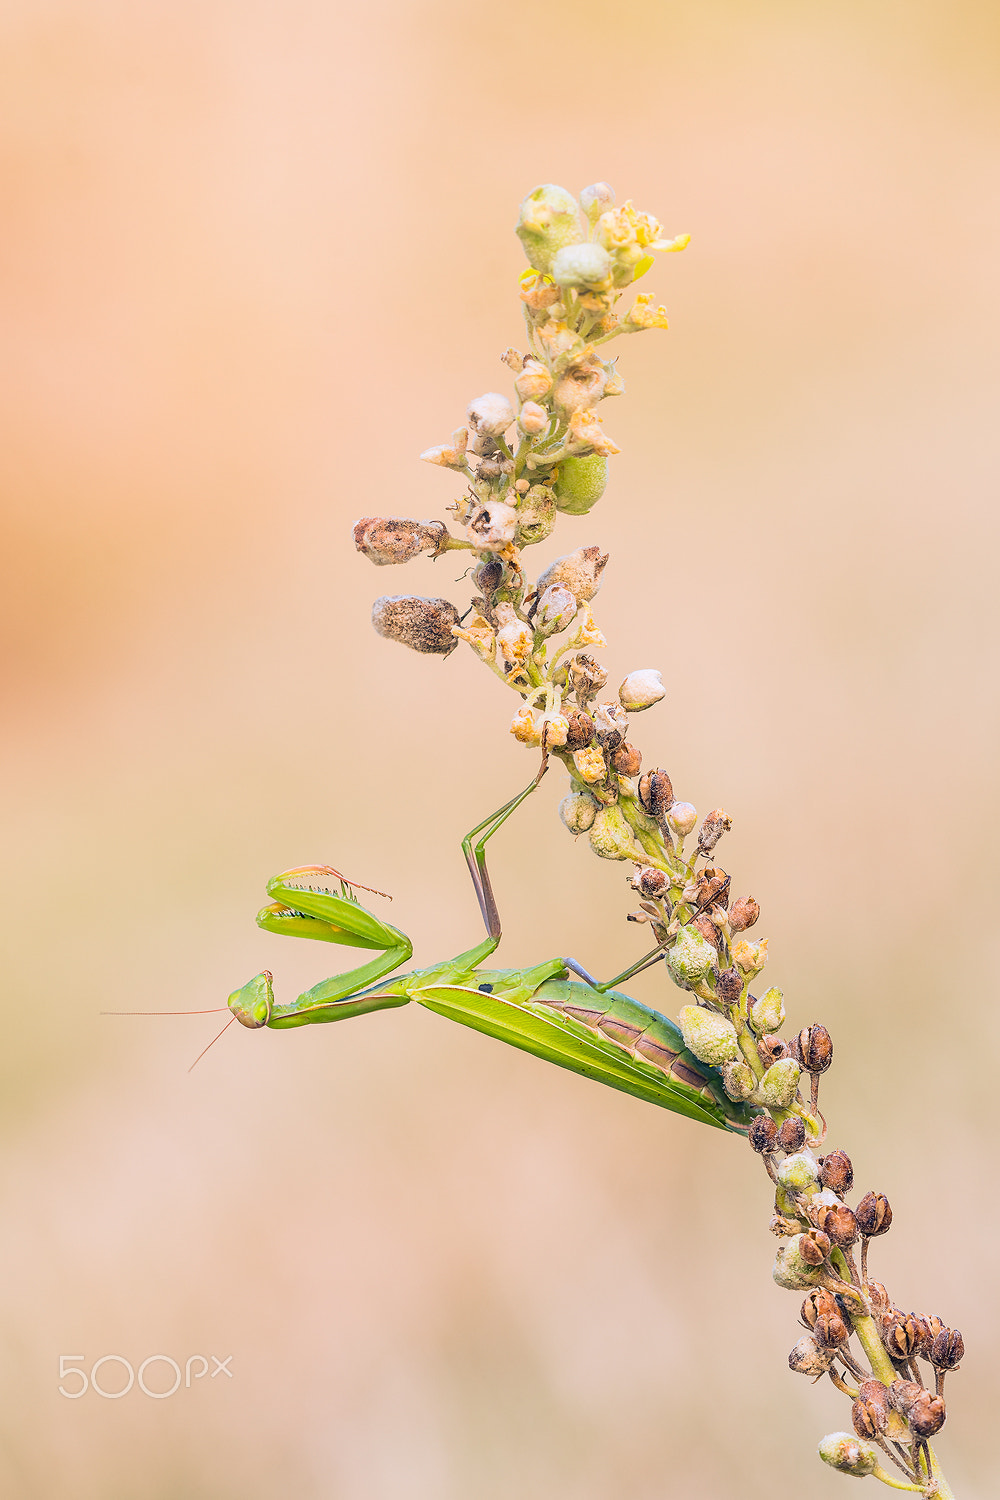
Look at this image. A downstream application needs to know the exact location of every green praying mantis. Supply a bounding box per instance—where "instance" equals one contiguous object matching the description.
[224,773,755,1135]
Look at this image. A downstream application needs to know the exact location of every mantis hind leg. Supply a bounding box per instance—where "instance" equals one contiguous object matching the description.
[453,758,548,970]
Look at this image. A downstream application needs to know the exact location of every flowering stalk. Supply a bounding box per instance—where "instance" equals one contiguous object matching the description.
[353,182,961,1496]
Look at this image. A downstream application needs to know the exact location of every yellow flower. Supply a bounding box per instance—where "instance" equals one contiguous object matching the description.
[624,292,670,331]
[567,409,620,457]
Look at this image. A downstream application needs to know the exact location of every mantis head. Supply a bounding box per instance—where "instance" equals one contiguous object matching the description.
[228,971,274,1029]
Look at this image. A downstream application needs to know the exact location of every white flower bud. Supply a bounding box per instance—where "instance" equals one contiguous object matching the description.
[666,801,697,838]
[518,401,549,436]
[618,669,665,711]
[467,501,518,549]
[579,182,615,221]
[559,790,598,834]
[467,392,515,438]
[550,242,613,290]
[535,583,578,637]
[509,706,542,746]
[777,1151,820,1194]
[514,361,553,402]
[515,184,583,274]
[677,1005,739,1066]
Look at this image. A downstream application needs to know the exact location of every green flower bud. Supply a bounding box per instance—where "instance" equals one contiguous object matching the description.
[516,184,584,274]
[750,985,784,1033]
[772,1236,825,1291]
[720,1059,755,1101]
[667,928,719,988]
[777,1151,821,1194]
[817,1433,879,1478]
[559,790,598,834]
[588,804,645,861]
[550,242,613,289]
[677,1004,738,1066]
[551,454,608,516]
[753,1057,802,1110]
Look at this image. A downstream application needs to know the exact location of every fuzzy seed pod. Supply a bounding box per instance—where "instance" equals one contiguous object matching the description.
[801,1288,839,1328]
[551,453,608,515]
[677,1005,738,1066]
[572,745,607,784]
[777,1151,821,1194]
[558,790,599,834]
[773,1237,826,1291]
[592,701,628,750]
[749,1114,778,1154]
[371,595,460,655]
[757,1035,789,1068]
[749,986,785,1034]
[929,1328,964,1370]
[518,401,549,436]
[564,710,595,750]
[633,866,668,900]
[720,1060,755,1101]
[568,653,608,703]
[791,1024,833,1073]
[514,485,556,547]
[668,928,720,989]
[353,516,446,566]
[814,1311,849,1350]
[754,1057,801,1110]
[788,1335,833,1378]
[715,967,743,1005]
[777,1117,806,1153]
[638,768,674,817]
[516,184,584,274]
[588,804,644,861]
[856,1192,892,1238]
[618,669,665,712]
[697,808,732,854]
[467,392,516,438]
[820,1205,859,1249]
[611,742,642,777]
[818,1432,879,1478]
[666,801,698,838]
[535,583,578,637]
[728,895,760,932]
[818,1150,854,1195]
[514,359,553,403]
[536,546,609,605]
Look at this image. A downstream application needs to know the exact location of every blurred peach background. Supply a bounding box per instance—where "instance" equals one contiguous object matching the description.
[2,1,998,1494]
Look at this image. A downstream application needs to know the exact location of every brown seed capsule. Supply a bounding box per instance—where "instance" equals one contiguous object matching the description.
[788,1334,833,1377]
[929,1328,964,1370]
[697,808,732,854]
[692,914,722,951]
[749,1114,778,1154]
[915,1314,945,1357]
[633,866,668,900]
[852,1397,886,1440]
[814,1311,850,1350]
[371,595,461,655]
[818,1149,854,1195]
[908,1391,946,1439]
[693,867,729,910]
[564,710,595,750]
[568,652,608,703]
[801,1288,840,1328]
[758,1034,790,1067]
[887,1379,925,1418]
[353,516,447,566]
[866,1282,891,1316]
[638,768,674,817]
[611,742,642,777]
[777,1117,806,1153]
[791,1024,833,1073]
[473,555,506,600]
[856,1192,893,1238]
[800,1229,831,1267]
[820,1205,859,1249]
[883,1314,922,1361]
[715,967,743,1004]
[729,895,760,932]
[858,1379,890,1421]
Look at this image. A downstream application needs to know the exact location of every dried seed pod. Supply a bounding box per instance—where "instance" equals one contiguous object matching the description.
[592,701,628,749]
[887,1379,927,1419]
[883,1314,922,1361]
[818,1150,854,1195]
[929,1328,964,1370]
[691,914,721,951]
[353,516,446,566]
[371,595,461,655]
[801,1288,839,1328]
[799,1229,832,1267]
[866,1282,891,1316]
[536,546,609,605]
[632,866,668,899]
[777,1117,806,1153]
[729,895,760,932]
[790,1024,833,1073]
[788,1334,833,1377]
[611,742,642,777]
[818,1433,878,1478]
[568,655,608,705]
[715,967,743,1005]
[637,768,674,816]
[697,808,732,854]
[852,1388,889,1439]
[820,1205,859,1249]
[564,710,595,750]
[473,555,506,599]
[908,1392,946,1438]
[749,1114,778,1154]
[814,1311,849,1350]
[856,1192,892,1238]
[858,1379,890,1421]
[757,1034,790,1067]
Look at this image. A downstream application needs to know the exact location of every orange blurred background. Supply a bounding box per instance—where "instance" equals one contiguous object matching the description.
[2,1,998,1494]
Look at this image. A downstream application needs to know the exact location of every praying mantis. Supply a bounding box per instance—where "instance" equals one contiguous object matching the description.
[226,774,754,1134]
